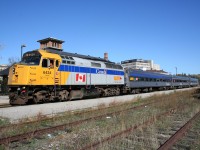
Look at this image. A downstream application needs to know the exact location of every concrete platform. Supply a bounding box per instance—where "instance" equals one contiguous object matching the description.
[0,96,9,104]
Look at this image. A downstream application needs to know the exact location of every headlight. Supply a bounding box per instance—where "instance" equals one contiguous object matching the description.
[12,68,15,74]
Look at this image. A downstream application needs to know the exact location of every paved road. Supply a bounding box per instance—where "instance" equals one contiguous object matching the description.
[0,96,9,104]
[0,88,196,122]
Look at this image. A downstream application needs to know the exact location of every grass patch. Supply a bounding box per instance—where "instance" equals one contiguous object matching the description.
[0,117,10,126]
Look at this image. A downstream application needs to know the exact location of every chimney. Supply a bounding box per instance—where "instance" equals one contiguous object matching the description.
[104,52,108,61]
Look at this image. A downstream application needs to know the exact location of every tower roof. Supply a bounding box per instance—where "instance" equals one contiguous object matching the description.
[37,37,65,51]
[37,37,65,43]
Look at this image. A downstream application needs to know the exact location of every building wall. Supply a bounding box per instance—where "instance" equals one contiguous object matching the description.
[0,65,8,81]
[153,64,160,70]
[0,65,8,71]
[121,59,160,71]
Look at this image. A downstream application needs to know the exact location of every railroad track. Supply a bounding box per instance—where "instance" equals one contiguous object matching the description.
[0,99,157,133]
[80,103,200,150]
[0,101,156,145]
[172,110,200,149]
[158,111,200,150]
[80,109,175,150]
[1,91,199,149]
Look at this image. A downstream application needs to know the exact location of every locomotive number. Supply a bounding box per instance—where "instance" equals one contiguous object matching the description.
[43,71,51,74]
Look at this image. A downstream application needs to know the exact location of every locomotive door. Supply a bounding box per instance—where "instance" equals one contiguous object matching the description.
[41,58,55,85]
[86,68,91,88]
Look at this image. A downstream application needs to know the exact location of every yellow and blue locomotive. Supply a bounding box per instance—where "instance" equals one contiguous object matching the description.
[8,38,124,105]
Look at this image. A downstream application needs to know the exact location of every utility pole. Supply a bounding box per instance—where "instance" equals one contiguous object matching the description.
[175,67,177,76]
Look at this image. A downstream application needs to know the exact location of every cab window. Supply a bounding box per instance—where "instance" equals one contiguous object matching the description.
[56,60,59,67]
[42,59,48,67]
[49,60,54,68]
[42,59,54,68]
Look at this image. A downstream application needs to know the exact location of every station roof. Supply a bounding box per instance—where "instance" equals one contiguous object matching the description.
[37,37,65,43]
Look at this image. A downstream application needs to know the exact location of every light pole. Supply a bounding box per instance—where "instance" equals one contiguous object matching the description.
[21,44,26,61]
[175,67,177,75]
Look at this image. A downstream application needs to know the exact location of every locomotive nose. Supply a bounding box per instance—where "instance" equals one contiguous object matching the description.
[8,65,28,85]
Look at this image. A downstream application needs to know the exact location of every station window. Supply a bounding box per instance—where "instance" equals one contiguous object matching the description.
[52,42,57,47]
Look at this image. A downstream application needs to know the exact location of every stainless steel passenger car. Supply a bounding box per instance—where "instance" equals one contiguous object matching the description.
[125,69,199,93]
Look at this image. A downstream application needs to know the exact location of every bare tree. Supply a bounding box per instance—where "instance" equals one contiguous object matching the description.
[8,57,20,66]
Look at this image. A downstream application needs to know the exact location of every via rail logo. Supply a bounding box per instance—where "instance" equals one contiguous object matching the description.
[96,69,107,74]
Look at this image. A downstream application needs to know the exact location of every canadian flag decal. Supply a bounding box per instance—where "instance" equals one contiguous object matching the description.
[76,73,86,82]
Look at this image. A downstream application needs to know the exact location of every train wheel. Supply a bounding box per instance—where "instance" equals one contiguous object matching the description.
[59,90,69,101]
[32,96,38,104]
[131,89,136,94]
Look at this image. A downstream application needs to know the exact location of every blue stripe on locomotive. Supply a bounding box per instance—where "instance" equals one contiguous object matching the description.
[58,64,124,76]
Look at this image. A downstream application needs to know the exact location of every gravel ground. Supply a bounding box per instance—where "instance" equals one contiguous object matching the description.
[0,88,197,122]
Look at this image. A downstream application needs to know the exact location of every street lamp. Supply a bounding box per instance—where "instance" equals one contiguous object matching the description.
[21,44,26,61]
[175,67,177,76]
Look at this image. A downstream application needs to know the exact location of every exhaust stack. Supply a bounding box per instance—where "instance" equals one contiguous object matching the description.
[104,52,108,61]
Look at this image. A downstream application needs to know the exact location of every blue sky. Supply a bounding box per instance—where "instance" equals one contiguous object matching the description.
[0,0,199,74]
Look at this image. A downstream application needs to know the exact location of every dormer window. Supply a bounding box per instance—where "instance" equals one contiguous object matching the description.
[52,42,57,48]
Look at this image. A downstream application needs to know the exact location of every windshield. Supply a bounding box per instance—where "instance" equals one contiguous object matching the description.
[21,51,41,65]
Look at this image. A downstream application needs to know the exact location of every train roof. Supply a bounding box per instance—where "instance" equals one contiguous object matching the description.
[128,69,199,81]
[128,69,171,79]
[45,48,114,63]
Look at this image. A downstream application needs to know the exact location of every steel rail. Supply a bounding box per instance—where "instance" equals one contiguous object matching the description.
[79,110,174,150]
[0,100,155,132]
[0,101,154,145]
[157,110,200,150]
